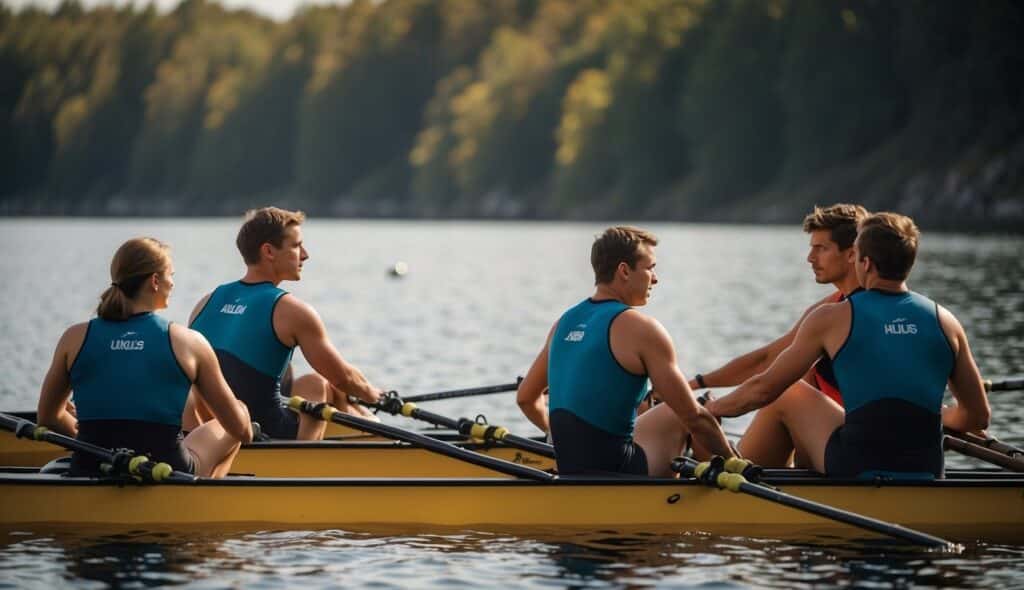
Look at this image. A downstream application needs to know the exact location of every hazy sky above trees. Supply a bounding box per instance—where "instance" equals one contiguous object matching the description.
[6,0,342,20]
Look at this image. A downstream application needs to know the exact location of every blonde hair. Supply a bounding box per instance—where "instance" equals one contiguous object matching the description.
[856,212,920,281]
[591,226,658,284]
[236,207,306,265]
[97,237,172,320]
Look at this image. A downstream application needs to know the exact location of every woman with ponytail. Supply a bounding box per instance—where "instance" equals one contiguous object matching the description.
[37,238,253,477]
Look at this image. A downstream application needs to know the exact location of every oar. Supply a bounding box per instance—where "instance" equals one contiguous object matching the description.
[401,379,523,403]
[673,456,956,549]
[366,392,555,458]
[985,378,1024,392]
[288,397,555,481]
[0,412,195,483]
[943,435,1024,472]
[944,428,1024,459]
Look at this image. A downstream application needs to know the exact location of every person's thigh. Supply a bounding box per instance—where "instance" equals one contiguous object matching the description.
[633,403,687,477]
[183,420,239,477]
[772,380,844,473]
[736,379,827,467]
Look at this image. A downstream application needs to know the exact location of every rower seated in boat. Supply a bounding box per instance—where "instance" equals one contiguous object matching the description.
[706,213,991,479]
[688,203,867,468]
[185,207,383,440]
[517,226,734,476]
[36,238,253,477]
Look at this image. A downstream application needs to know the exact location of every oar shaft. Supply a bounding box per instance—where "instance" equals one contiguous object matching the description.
[291,399,555,481]
[735,480,950,547]
[498,433,554,457]
[986,378,1024,392]
[404,405,555,458]
[944,435,1024,472]
[402,380,522,403]
[0,412,194,482]
[673,457,954,549]
[945,428,1024,458]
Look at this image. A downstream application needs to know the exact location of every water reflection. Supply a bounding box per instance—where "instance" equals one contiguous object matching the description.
[1,527,1021,588]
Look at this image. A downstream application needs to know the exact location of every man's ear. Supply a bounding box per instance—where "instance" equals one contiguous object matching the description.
[617,261,630,280]
[260,242,275,262]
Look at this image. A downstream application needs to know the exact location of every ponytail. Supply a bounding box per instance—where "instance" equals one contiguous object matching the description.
[96,238,172,321]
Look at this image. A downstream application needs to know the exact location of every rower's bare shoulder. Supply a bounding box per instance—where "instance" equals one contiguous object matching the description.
[803,300,850,333]
[56,322,90,352]
[617,309,671,344]
[935,303,966,351]
[274,293,319,322]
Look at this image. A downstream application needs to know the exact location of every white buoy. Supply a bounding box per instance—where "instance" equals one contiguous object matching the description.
[389,261,409,277]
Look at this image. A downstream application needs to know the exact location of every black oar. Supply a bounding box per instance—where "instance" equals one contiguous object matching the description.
[367,392,554,458]
[943,435,1024,472]
[288,397,555,481]
[0,412,195,483]
[985,378,1024,392]
[402,379,522,403]
[673,456,956,549]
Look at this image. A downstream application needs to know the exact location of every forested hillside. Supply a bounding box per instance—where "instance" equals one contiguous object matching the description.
[2,0,1021,229]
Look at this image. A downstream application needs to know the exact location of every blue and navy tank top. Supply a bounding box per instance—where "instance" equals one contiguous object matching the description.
[833,290,954,415]
[548,299,649,437]
[190,281,293,411]
[70,312,191,425]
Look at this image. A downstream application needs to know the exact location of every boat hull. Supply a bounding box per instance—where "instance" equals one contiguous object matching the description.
[1,470,1021,542]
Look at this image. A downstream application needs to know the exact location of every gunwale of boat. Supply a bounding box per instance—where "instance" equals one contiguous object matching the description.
[1,468,1021,487]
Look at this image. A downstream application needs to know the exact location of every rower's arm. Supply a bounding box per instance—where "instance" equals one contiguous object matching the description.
[517,323,556,434]
[707,306,832,418]
[280,296,381,404]
[691,294,828,389]
[643,319,734,459]
[37,325,84,437]
[938,307,990,433]
[186,328,253,444]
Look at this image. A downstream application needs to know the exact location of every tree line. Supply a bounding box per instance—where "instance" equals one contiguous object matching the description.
[2,0,1021,227]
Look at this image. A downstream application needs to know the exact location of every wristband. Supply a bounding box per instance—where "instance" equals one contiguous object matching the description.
[695,373,707,389]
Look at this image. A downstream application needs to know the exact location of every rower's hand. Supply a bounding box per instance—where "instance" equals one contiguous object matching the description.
[698,391,722,424]
[65,400,77,417]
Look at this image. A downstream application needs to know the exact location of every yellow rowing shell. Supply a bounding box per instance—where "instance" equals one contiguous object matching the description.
[0,421,555,476]
[1,469,1021,543]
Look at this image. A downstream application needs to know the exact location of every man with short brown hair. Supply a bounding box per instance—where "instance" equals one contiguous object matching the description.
[706,212,990,478]
[517,226,734,476]
[688,203,867,467]
[186,207,382,440]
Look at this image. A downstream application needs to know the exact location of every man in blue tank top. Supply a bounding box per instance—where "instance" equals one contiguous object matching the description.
[517,227,735,476]
[187,207,384,440]
[706,213,991,478]
[687,203,867,468]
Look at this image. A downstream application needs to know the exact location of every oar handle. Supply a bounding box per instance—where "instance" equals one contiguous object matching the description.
[289,397,556,481]
[401,379,523,403]
[985,378,1024,392]
[673,456,956,549]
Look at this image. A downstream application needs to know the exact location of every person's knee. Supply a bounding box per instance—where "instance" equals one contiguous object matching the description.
[292,373,329,402]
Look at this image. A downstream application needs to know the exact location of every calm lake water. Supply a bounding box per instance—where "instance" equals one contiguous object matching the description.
[1,218,1022,588]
